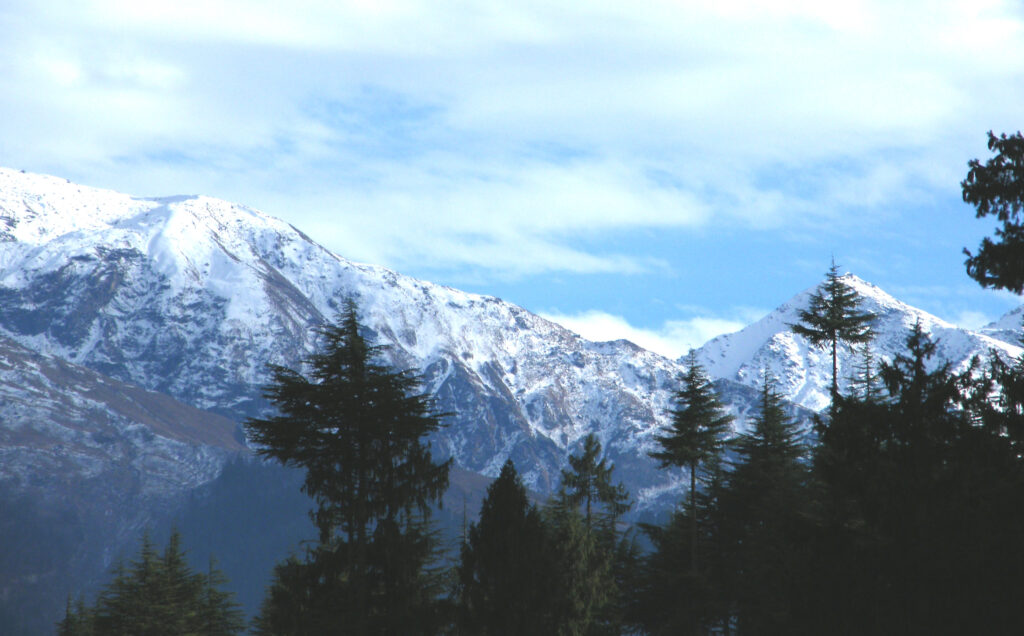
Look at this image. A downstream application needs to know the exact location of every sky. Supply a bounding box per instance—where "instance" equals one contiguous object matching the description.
[2,0,1023,359]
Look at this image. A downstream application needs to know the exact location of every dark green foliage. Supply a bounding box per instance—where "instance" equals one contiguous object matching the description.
[962,131,1024,292]
[790,261,873,401]
[246,301,451,634]
[644,353,732,635]
[456,460,552,635]
[650,352,734,476]
[56,597,93,636]
[199,557,247,636]
[549,434,632,636]
[56,530,243,636]
[800,322,1024,633]
[848,342,882,401]
[632,510,714,636]
[543,502,605,636]
[649,352,732,573]
[559,434,630,531]
[717,372,809,634]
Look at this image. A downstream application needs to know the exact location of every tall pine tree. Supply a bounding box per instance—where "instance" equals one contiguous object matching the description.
[646,352,732,635]
[552,433,631,635]
[790,260,873,404]
[246,300,450,634]
[650,351,733,577]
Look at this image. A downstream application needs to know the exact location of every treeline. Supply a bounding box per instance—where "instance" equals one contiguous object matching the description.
[57,531,244,635]
[59,286,1024,635]
[58,132,1024,634]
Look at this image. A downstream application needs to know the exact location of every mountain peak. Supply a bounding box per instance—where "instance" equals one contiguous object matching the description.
[696,274,1022,412]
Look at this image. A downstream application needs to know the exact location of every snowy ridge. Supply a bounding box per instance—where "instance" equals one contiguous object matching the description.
[3,166,1022,507]
[696,275,1023,411]
[0,168,687,501]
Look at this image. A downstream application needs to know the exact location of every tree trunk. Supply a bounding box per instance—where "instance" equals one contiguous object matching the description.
[690,461,697,574]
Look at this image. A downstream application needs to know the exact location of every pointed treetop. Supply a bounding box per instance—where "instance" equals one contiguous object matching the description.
[559,433,630,527]
[650,351,734,471]
[790,260,875,402]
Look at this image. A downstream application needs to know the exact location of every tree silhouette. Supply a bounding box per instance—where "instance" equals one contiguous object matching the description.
[962,131,1024,292]
[790,260,873,406]
[247,300,450,634]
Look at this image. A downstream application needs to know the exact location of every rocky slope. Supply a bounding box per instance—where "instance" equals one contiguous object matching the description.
[0,168,695,504]
[0,329,243,634]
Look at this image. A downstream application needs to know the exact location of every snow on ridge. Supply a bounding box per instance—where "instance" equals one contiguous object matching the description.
[0,168,691,496]
[696,273,1023,413]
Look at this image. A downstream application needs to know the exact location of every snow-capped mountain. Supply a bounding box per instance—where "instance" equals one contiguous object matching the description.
[0,167,692,502]
[696,275,1023,411]
[981,305,1024,347]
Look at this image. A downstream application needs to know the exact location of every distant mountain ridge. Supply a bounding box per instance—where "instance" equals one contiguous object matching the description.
[0,168,689,501]
[2,168,1020,496]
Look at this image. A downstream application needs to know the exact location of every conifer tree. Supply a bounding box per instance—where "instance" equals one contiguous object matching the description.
[719,371,808,634]
[62,531,242,636]
[198,557,246,636]
[649,352,733,577]
[802,322,1024,633]
[645,352,732,635]
[543,502,605,636]
[457,460,552,635]
[790,260,873,404]
[849,342,882,401]
[246,300,451,634]
[551,433,631,635]
[559,433,630,531]
[961,131,1024,292]
[56,596,93,636]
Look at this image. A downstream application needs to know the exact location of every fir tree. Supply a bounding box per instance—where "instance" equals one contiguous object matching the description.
[849,342,882,402]
[649,351,733,576]
[790,260,873,404]
[961,131,1024,292]
[559,433,630,532]
[246,300,451,634]
[550,433,631,636]
[543,501,604,636]
[647,352,732,635]
[457,460,552,635]
[62,531,242,636]
[802,322,1024,633]
[198,557,246,636]
[718,371,808,634]
[56,596,93,636]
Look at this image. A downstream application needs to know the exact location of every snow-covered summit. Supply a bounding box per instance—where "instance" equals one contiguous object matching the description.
[0,168,688,499]
[696,274,1022,412]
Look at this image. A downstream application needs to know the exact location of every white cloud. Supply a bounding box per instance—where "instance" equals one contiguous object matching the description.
[2,0,1024,277]
[953,310,994,331]
[539,309,753,359]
